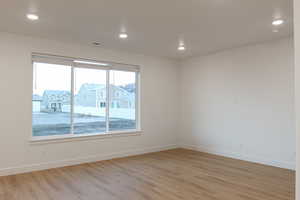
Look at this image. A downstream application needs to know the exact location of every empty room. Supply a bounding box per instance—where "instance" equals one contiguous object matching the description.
[0,0,299,199]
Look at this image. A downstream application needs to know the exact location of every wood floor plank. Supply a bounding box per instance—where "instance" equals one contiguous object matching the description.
[0,149,295,200]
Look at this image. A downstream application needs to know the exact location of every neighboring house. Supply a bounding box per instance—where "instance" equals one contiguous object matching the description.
[75,83,135,109]
[33,84,134,113]
[75,84,105,107]
[109,85,135,109]
[42,90,71,112]
[32,94,42,112]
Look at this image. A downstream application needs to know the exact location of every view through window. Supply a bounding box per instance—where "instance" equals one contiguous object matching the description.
[109,70,136,131]
[73,68,107,134]
[32,57,139,137]
[32,63,72,136]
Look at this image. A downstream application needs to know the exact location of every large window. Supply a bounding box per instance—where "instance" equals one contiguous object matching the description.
[32,54,139,138]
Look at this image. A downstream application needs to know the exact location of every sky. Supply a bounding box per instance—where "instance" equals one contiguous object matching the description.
[33,62,136,96]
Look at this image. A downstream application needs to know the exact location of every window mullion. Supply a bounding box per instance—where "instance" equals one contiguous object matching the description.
[135,72,140,130]
[105,70,110,133]
[70,66,75,135]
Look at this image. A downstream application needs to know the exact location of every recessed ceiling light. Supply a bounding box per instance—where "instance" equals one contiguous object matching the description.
[92,42,101,46]
[178,46,185,51]
[272,29,279,33]
[119,33,128,39]
[272,19,284,26]
[26,14,39,21]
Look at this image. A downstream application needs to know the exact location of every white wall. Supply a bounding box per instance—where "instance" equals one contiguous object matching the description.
[180,38,295,169]
[0,32,179,175]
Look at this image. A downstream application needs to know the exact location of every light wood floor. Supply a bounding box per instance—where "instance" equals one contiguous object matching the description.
[0,149,295,200]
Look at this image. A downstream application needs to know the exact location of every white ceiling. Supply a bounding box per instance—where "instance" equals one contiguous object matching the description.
[0,0,293,59]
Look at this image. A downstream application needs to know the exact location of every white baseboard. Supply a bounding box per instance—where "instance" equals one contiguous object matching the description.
[180,144,295,170]
[0,144,178,177]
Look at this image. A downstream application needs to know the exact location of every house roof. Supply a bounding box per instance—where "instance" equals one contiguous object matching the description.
[80,83,106,91]
[79,83,132,95]
[43,90,70,96]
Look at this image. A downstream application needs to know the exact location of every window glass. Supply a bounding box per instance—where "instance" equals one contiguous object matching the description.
[73,68,106,134]
[32,62,71,136]
[109,70,136,131]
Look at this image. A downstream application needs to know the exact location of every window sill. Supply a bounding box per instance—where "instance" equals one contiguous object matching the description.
[29,130,142,145]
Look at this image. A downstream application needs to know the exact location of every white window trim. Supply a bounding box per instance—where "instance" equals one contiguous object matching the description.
[30,53,141,143]
[30,130,142,145]
[32,53,140,72]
